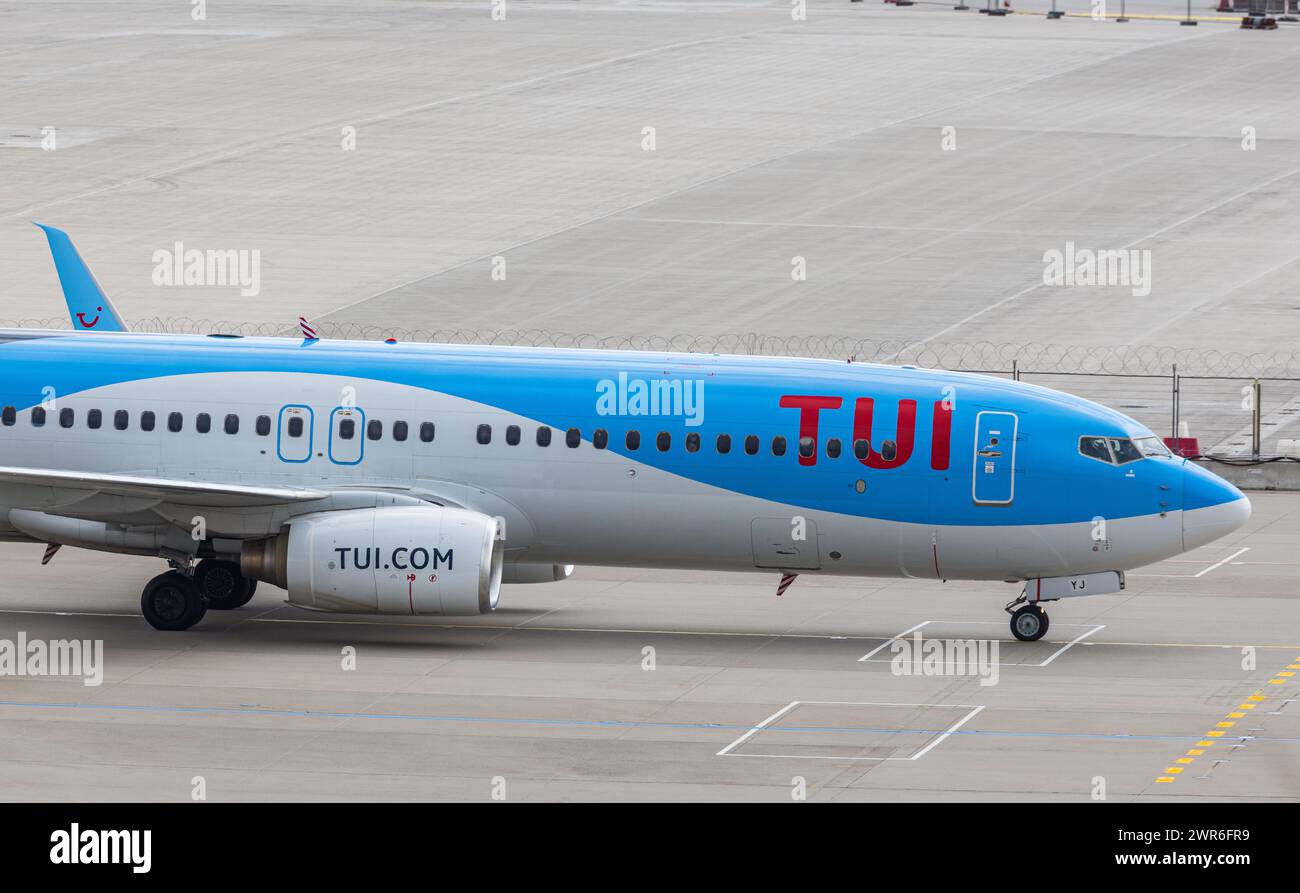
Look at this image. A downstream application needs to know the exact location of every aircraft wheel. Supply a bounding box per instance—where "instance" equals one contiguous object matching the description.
[194,559,255,610]
[1010,604,1049,642]
[141,571,207,631]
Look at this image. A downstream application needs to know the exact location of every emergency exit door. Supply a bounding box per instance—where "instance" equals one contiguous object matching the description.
[277,405,314,463]
[972,411,1017,505]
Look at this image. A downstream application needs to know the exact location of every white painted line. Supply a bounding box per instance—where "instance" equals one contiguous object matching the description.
[1193,546,1251,578]
[715,701,800,757]
[857,619,1105,667]
[718,701,985,762]
[1037,624,1106,668]
[909,705,986,761]
[857,621,930,662]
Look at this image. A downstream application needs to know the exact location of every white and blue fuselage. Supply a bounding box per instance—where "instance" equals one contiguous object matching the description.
[0,328,1247,589]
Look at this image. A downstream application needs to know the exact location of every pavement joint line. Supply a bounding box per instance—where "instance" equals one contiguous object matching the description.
[12,698,1300,748]
[2,607,1299,649]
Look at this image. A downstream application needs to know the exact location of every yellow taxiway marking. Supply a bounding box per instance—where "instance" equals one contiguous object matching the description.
[1153,657,1300,785]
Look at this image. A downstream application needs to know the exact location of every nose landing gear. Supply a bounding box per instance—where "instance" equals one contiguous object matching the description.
[1005,592,1050,642]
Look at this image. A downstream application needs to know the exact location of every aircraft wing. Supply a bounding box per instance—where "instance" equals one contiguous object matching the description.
[33,223,128,332]
[0,466,328,508]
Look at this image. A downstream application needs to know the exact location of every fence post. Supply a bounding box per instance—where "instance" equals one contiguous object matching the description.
[1012,358,1019,382]
[1252,379,1262,458]
[1171,364,1179,441]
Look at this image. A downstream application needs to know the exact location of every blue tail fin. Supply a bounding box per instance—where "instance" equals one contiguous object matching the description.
[34,223,127,332]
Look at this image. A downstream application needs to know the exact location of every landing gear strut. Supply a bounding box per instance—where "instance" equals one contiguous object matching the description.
[1005,592,1050,642]
[141,570,208,631]
[194,559,257,610]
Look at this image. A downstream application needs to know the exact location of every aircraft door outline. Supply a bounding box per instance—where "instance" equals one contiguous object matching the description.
[328,406,365,465]
[972,410,1017,505]
[277,404,314,463]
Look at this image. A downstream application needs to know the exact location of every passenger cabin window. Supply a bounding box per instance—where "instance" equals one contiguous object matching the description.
[87,409,102,430]
[744,435,759,456]
[420,422,435,443]
[880,440,897,462]
[477,424,492,445]
[31,407,45,427]
[196,413,211,434]
[367,419,381,441]
[140,411,154,432]
[506,425,521,446]
[536,427,551,447]
[853,438,870,460]
[168,412,183,433]
[593,428,608,449]
[114,410,128,431]
[685,432,700,453]
[799,436,815,459]
[656,431,671,452]
[287,416,304,438]
[225,414,240,435]
[1,406,14,426]
[256,415,271,436]
[339,419,355,440]
[393,421,408,442]
[826,437,841,459]
[716,434,731,454]
[60,408,75,429]
[625,430,640,450]
[771,436,787,457]
[566,427,581,448]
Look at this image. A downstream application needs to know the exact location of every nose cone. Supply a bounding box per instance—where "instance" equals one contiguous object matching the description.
[1182,462,1251,551]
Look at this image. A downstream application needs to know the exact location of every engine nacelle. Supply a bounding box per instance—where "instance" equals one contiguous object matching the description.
[242,506,504,615]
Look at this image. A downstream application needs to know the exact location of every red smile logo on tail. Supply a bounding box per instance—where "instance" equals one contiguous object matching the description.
[76,306,103,328]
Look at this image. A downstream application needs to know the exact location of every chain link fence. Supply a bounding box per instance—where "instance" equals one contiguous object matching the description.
[5,317,1296,456]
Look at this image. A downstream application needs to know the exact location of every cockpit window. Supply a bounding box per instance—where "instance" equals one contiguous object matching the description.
[1080,435,1166,465]
[1107,437,1143,465]
[1079,436,1112,463]
[1134,435,1170,457]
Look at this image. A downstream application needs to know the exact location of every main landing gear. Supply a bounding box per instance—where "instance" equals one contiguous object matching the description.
[141,570,207,631]
[194,559,257,610]
[1005,592,1050,642]
[140,559,258,631]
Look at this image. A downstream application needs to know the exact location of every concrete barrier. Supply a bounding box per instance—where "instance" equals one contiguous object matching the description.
[1196,458,1300,491]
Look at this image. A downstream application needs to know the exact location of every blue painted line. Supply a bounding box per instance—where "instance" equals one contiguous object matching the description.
[0,699,1295,746]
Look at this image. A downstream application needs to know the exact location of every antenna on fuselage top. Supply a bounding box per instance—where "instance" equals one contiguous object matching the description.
[298,316,319,340]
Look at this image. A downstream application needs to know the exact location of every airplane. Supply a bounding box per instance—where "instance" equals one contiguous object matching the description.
[0,228,1250,642]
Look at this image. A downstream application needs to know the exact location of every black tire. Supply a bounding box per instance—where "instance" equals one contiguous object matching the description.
[195,559,255,610]
[1010,604,1049,642]
[141,571,207,631]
